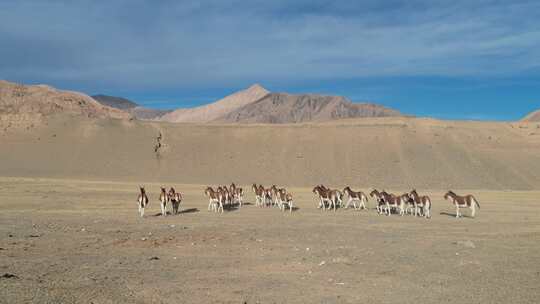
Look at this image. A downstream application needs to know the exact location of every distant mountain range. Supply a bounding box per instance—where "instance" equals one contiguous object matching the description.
[159,84,401,123]
[522,109,540,122]
[159,84,270,123]
[91,95,137,110]
[214,92,401,123]
[91,94,172,120]
[0,80,127,123]
[6,79,535,124]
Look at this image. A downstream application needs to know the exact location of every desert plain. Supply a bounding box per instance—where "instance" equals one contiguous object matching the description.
[1,115,540,303]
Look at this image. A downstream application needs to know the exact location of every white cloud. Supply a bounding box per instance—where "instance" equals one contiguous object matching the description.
[0,0,539,91]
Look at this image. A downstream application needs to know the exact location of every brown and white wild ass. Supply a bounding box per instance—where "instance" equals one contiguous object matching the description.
[205,186,224,213]
[277,188,294,213]
[444,191,480,218]
[168,187,183,215]
[137,186,149,217]
[263,187,273,207]
[270,185,281,208]
[159,187,168,216]
[343,187,368,210]
[328,188,343,211]
[380,191,405,216]
[220,186,232,207]
[252,184,264,207]
[409,189,432,218]
[233,187,244,208]
[313,185,342,212]
[369,189,386,214]
[313,185,331,210]
[229,183,243,207]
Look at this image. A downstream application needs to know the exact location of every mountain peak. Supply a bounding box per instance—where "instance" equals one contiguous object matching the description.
[213,92,401,124]
[241,83,269,97]
[91,94,138,110]
[0,80,128,129]
[246,83,267,92]
[160,83,270,123]
[522,109,540,122]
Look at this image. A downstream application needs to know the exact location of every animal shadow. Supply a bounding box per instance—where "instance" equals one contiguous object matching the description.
[439,212,473,219]
[179,208,199,214]
[153,211,172,217]
[223,204,241,212]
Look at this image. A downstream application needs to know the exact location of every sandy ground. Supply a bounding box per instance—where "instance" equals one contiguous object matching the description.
[2,116,540,190]
[1,177,539,303]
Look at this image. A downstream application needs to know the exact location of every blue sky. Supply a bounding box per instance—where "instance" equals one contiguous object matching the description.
[1,0,539,120]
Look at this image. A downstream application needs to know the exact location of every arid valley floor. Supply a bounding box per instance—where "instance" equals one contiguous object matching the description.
[1,177,540,303]
[1,116,540,303]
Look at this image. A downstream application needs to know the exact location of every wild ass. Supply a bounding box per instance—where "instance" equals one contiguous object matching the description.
[343,186,368,210]
[263,187,274,207]
[233,187,244,208]
[409,189,432,218]
[328,189,343,211]
[159,187,168,216]
[380,191,405,216]
[313,185,341,211]
[168,187,183,215]
[205,186,224,213]
[270,185,282,208]
[369,189,386,214]
[277,188,294,213]
[444,191,480,218]
[313,185,331,210]
[252,184,264,207]
[137,186,149,217]
[220,186,232,207]
[229,183,243,207]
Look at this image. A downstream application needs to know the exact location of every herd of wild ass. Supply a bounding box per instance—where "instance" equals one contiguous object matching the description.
[137,184,480,219]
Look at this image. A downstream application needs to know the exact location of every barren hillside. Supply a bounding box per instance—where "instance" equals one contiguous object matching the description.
[214,93,401,123]
[522,109,540,122]
[160,84,270,123]
[91,94,138,110]
[0,80,128,130]
[92,94,172,120]
[1,115,539,190]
